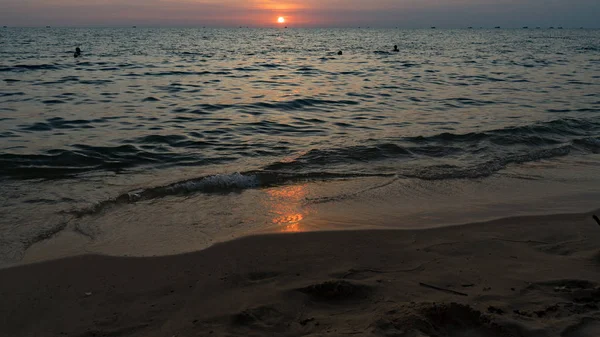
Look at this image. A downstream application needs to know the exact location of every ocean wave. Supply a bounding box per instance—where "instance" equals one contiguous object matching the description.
[263,144,412,171]
[66,116,598,216]
[262,118,598,172]
[2,118,599,180]
[403,146,572,180]
[572,137,600,153]
[183,99,360,113]
[68,138,579,216]
[143,70,232,76]
[249,99,358,111]
[408,118,599,145]
[19,117,104,132]
[0,92,25,97]
[0,64,61,72]
[71,171,395,217]
[0,144,218,179]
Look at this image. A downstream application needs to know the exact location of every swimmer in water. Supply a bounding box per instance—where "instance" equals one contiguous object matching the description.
[393,45,399,52]
[337,50,343,55]
[74,47,81,58]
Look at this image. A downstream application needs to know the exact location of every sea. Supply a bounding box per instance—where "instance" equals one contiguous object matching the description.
[1,28,599,266]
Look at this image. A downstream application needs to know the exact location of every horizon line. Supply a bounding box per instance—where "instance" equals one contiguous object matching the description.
[3,25,598,29]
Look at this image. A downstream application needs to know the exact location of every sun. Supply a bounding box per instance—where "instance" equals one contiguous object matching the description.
[277,17,285,24]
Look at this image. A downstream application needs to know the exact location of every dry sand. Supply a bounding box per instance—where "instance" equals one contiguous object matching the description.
[2,210,600,337]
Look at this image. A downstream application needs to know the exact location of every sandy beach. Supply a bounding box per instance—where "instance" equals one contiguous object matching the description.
[2,22,600,337]
[2,210,600,337]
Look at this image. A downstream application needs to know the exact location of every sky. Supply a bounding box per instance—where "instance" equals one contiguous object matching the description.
[1,0,599,28]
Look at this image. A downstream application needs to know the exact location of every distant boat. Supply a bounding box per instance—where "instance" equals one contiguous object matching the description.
[523,26,528,29]
[468,27,473,29]
[431,26,436,29]
[2,26,6,28]
[132,26,136,28]
[557,27,563,30]
[46,25,51,28]
[494,26,501,29]
[549,27,554,29]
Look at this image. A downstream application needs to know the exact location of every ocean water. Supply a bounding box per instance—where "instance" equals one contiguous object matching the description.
[1,28,599,265]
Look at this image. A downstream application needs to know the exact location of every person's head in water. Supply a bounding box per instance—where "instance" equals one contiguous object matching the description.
[74,47,81,58]
[337,50,343,55]
[393,45,399,52]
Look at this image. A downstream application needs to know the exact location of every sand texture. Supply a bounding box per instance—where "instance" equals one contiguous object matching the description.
[2,210,600,337]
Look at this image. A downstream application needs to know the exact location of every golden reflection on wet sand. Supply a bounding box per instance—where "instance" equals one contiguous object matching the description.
[265,185,310,232]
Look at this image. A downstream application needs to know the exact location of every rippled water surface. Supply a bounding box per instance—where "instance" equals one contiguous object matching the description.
[1,28,599,265]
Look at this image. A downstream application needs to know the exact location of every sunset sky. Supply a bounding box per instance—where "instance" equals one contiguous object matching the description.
[1,0,598,28]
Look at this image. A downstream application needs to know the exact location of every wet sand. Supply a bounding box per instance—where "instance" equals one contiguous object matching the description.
[2,210,600,337]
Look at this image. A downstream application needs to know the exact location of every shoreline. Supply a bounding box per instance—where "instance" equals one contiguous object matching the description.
[12,154,600,269]
[2,209,600,336]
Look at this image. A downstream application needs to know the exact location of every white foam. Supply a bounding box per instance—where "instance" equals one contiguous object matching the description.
[167,172,260,193]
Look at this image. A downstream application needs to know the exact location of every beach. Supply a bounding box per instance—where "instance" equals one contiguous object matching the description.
[2,210,600,337]
[1,27,600,336]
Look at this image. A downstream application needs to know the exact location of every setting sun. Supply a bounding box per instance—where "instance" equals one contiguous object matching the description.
[277,17,285,24]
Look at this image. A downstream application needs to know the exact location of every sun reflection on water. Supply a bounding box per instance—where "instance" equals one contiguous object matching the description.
[266,185,310,232]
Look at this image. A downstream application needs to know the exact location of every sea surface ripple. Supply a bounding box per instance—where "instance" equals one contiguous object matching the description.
[1,28,599,264]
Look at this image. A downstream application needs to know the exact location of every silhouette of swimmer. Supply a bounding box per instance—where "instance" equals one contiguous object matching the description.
[337,50,343,55]
[74,47,81,58]
[393,45,399,52]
